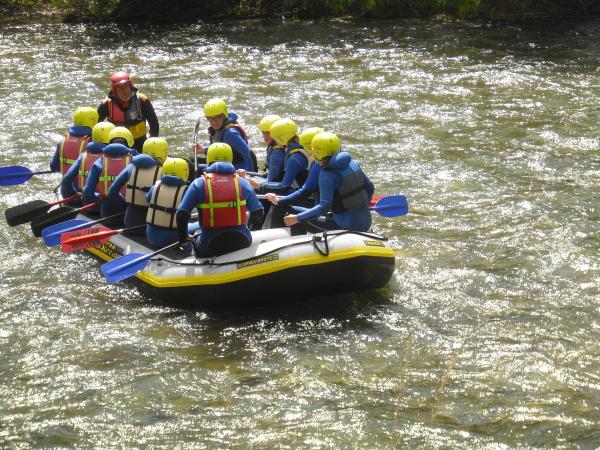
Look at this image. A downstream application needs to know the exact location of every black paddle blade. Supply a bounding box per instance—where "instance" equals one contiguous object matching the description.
[5,200,50,226]
[30,206,77,237]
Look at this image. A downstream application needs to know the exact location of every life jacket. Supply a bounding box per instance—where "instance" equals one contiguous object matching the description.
[98,154,132,197]
[125,165,162,207]
[331,166,369,213]
[198,173,247,229]
[106,94,147,140]
[283,144,310,188]
[60,133,90,176]
[77,151,103,192]
[146,181,187,229]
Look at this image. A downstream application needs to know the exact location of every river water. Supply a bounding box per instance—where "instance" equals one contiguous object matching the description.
[1,18,600,448]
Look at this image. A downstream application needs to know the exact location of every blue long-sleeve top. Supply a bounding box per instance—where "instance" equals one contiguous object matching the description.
[50,124,93,172]
[60,141,106,198]
[208,113,253,171]
[296,151,374,231]
[82,143,136,204]
[259,142,308,194]
[278,162,321,207]
[108,154,157,199]
[265,143,286,182]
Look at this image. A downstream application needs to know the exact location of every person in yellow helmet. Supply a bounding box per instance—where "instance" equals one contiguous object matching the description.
[59,121,115,204]
[82,126,137,225]
[50,106,99,176]
[193,98,257,172]
[176,143,263,257]
[108,137,169,232]
[258,114,285,181]
[282,132,374,232]
[97,71,159,152]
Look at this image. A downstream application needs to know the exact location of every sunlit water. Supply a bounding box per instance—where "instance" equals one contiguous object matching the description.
[1,19,600,447]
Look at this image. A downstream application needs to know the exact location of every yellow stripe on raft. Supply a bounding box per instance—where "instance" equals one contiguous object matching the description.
[88,245,395,288]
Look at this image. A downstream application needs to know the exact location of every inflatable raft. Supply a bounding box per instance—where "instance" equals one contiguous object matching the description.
[78,214,396,306]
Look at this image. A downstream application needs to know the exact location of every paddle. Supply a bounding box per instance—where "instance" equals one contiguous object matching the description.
[0,165,55,186]
[370,195,409,218]
[30,201,99,237]
[41,212,125,247]
[61,224,146,253]
[5,194,81,227]
[100,241,181,283]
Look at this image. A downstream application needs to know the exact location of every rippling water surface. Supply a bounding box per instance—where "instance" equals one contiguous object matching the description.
[1,19,600,447]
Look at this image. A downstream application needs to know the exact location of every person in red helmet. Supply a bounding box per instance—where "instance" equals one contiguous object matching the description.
[97,70,160,152]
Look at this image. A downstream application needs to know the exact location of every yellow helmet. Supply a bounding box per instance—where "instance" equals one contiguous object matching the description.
[203,98,228,118]
[270,118,298,146]
[259,114,282,132]
[161,157,189,181]
[311,132,341,161]
[142,137,169,164]
[299,127,325,155]
[91,122,115,144]
[206,143,233,165]
[108,126,134,148]
[73,107,99,129]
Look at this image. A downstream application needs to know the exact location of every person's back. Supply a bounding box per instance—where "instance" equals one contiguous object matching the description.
[145,158,189,248]
[176,143,263,257]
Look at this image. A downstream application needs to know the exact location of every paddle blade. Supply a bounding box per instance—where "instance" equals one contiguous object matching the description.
[100,253,150,284]
[372,195,409,218]
[0,166,34,186]
[30,206,77,237]
[42,219,90,247]
[5,200,50,226]
[61,226,115,253]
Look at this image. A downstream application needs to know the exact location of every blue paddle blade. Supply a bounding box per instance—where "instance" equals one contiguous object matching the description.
[101,253,150,284]
[0,166,33,186]
[372,195,409,218]
[42,219,90,247]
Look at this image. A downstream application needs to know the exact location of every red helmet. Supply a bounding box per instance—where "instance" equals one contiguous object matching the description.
[110,71,132,91]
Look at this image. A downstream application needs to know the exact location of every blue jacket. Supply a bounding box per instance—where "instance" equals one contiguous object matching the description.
[145,175,187,248]
[265,143,286,182]
[208,113,253,171]
[108,154,158,199]
[178,162,262,254]
[259,142,308,194]
[82,143,136,204]
[50,124,92,172]
[297,152,374,231]
[60,141,106,198]
[278,162,320,207]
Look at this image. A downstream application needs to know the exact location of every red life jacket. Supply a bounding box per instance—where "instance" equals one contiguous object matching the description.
[106,95,147,140]
[60,133,90,176]
[98,154,132,197]
[77,151,103,192]
[198,173,247,228]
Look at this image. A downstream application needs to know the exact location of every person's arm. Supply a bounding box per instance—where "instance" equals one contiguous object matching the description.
[295,171,336,222]
[49,141,62,172]
[259,153,306,193]
[82,163,101,204]
[176,180,204,242]
[266,149,285,182]
[141,97,159,137]
[97,100,108,122]
[60,157,81,198]
[108,166,131,198]
[242,179,264,229]
[223,131,250,166]
[276,163,320,206]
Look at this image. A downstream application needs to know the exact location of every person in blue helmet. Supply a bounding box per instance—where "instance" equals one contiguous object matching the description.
[50,106,98,176]
[241,118,309,196]
[108,137,168,233]
[82,126,137,225]
[176,143,264,257]
[282,132,374,232]
[145,158,190,248]
[193,98,257,172]
[263,127,324,230]
[60,122,115,203]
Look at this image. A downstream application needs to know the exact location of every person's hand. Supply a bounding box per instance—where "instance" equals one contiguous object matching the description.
[283,214,299,227]
[237,169,247,179]
[192,142,205,156]
[179,234,194,245]
[265,193,279,205]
